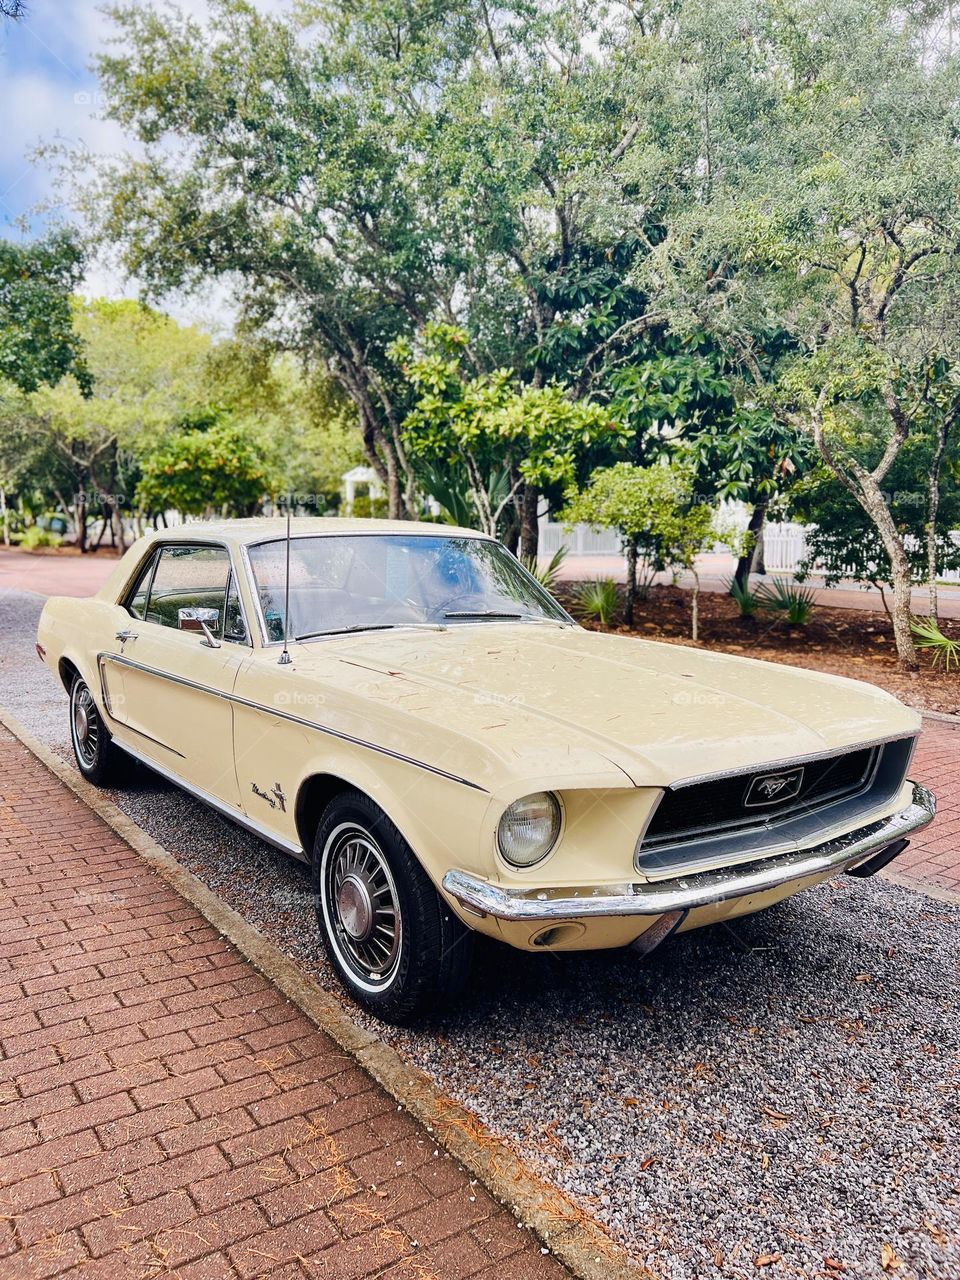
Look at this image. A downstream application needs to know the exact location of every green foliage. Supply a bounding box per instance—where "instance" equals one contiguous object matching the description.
[564,462,715,575]
[136,418,278,518]
[911,617,960,672]
[15,525,61,550]
[0,231,90,394]
[788,437,960,588]
[758,579,818,627]
[522,546,568,593]
[725,576,762,619]
[349,493,389,520]
[573,578,619,628]
[396,324,618,536]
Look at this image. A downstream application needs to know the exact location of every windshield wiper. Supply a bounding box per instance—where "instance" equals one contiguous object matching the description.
[443,611,525,620]
[295,624,397,640]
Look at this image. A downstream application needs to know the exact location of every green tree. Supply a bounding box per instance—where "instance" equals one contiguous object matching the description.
[74,1,664,545]
[788,431,960,601]
[395,324,619,537]
[29,300,210,550]
[564,461,715,635]
[0,231,90,395]
[137,417,277,518]
[623,0,960,668]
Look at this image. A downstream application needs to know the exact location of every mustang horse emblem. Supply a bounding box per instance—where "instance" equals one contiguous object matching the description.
[744,767,805,807]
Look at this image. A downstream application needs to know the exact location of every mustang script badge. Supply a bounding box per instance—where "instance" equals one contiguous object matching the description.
[744,767,805,808]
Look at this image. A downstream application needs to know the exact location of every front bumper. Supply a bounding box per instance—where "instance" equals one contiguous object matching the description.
[442,781,936,923]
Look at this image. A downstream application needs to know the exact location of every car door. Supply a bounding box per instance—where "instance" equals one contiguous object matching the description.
[103,542,250,810]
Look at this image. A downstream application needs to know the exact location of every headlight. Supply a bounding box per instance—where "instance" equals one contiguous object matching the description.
[497,792,562,867]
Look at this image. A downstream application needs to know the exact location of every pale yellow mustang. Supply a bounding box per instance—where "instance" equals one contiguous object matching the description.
[37,518,935,1022]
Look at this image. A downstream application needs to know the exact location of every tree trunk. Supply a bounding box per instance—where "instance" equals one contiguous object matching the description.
[624,537,638,627]
[74,493,88,553]
[734,500,767,590]
[519,485,539,559]
[690,567,700,642]
[0,488,8,547]
[925,416,952,622]
[864,484,918,669]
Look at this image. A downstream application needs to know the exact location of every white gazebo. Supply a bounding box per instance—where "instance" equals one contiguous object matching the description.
[342,465,385,515]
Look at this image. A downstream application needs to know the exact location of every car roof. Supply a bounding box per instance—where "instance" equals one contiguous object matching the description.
[142,517,495,547]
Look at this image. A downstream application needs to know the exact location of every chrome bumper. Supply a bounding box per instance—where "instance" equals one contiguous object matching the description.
[442,782,936,923]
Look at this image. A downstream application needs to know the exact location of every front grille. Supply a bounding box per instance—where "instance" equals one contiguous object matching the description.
[642,746,879,848]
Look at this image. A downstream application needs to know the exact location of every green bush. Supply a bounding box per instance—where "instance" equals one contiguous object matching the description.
[350,494,389,519]
[16,526,62,551]
[573,578,619,627]
[758,578,817,626]
[911,617,960,671]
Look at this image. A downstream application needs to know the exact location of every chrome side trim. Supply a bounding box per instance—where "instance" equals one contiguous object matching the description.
[441,782,936,922]
[110,737,306,860]
[97,651,488,794]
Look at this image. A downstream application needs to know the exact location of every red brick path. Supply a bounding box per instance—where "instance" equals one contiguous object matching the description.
[0,730,568,1280]
[895,719,960,895]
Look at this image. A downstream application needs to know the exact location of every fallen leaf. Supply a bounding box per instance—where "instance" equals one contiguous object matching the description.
[881,1243,902,1272]
[824,1260,846,1273]
[623,1097,640,1107]
[760,1104,793,1121]
[854,973,872,983]
[755,1253,781,1267]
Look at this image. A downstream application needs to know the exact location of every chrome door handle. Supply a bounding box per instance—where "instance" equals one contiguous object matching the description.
[115,629,138,643]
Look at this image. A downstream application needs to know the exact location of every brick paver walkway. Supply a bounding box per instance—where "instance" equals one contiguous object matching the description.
[895,719,960,895]
[0,730,568,1280]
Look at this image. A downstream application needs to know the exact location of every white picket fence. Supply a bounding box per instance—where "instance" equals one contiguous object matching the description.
[539,515,960,583]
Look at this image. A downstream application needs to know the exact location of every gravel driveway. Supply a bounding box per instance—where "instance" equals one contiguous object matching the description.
[4,589,958,1280]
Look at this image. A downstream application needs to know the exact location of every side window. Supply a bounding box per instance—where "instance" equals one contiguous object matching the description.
[145,545,231,631]
[223,574,248,644]
[126,553,158,620]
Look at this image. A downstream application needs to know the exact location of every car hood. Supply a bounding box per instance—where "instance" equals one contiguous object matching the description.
[287,624,919,789]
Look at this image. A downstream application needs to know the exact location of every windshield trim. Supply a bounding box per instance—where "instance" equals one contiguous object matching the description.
[241,531,575,647]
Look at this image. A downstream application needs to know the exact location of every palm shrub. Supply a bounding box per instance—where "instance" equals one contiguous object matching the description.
[911,617,960,671]
[725,575,761,619]
[522,545,568,593]
[573,578,619,627]
[758,578,817,626]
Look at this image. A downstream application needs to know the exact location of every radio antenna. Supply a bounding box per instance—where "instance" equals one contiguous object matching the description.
[278,504,292,665]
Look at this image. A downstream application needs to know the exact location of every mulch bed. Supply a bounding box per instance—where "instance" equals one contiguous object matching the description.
[558,582,960,717]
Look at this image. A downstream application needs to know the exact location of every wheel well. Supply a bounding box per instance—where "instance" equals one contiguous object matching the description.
[295,774,358,860]
[58,658,80,694]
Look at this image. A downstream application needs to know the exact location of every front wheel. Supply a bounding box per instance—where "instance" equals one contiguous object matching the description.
[69,676,126,786]
[313,791,473,1023]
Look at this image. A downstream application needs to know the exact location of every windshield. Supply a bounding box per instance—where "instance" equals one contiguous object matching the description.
[247,534,570,642]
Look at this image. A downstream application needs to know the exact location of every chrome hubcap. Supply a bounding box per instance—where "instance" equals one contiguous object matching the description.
[337,874,374,941]
[71,684,99,768]
[322,826,401,989]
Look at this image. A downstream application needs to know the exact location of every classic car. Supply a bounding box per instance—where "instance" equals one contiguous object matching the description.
[36,518,935,1021]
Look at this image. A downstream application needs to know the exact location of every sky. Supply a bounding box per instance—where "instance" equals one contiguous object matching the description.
[0,0,288,327]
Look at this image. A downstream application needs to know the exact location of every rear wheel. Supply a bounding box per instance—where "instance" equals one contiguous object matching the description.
[69,676,126,786]
[313,791,473,1023]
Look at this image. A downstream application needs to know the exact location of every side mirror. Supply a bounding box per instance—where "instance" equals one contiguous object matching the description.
[178,607,222,649]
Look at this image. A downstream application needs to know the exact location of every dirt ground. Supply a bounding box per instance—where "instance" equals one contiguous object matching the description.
[560,581,960,717]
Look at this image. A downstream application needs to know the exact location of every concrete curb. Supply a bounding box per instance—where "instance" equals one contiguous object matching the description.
[0,708,651,1280]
